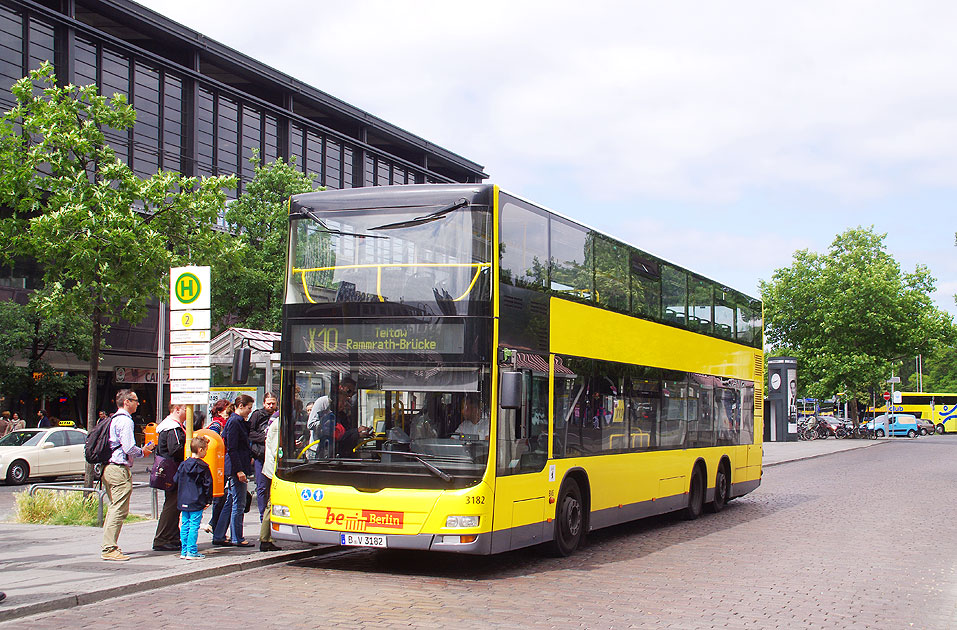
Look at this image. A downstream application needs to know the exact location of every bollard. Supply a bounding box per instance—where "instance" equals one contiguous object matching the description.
[151,487,159,520]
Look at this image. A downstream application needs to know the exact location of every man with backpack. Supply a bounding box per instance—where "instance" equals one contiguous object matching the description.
[101,389,153,561]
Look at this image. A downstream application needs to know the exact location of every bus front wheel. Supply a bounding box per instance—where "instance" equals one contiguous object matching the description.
[550,479,583,557]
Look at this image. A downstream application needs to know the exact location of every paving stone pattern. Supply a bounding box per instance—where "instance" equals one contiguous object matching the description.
[4,437,957,629]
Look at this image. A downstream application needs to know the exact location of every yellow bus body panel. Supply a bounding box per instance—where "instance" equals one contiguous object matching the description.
[270,476,495,536]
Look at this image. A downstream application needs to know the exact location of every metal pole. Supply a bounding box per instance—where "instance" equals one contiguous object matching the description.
[156,302,166,426]
[185,405,194,473]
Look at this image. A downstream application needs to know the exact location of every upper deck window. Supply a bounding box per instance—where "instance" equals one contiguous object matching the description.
[287,202,491,314]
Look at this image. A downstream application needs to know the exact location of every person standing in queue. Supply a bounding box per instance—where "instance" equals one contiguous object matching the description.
[248,392,277,521]
[101,389,153,561]
[204,398,232,535]
[151,404,187,552]
[36,409,50,428]
[214,395,254,547]
[258,414,282,552]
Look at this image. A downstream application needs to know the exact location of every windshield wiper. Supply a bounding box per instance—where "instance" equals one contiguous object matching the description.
[284,460,337,474]
[381,450,454,482]
[290,207,389,239]
[369,198,469,231]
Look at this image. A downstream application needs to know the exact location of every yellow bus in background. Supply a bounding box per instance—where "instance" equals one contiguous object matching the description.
[867,392,957,434]
[268,184,763,556]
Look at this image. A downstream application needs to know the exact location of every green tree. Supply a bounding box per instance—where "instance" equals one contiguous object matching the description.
[903,342,957,392]
[761,226,953,422]
[212,153,317,332]
[0,63,235,445]
[0,295,90,418]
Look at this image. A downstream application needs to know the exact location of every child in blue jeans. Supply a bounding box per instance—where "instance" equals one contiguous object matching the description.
[173,436,213,559]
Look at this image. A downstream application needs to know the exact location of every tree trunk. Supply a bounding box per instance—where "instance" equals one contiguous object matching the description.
[83,303,102,488]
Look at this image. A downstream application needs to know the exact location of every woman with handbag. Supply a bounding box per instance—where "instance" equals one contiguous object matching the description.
[151,404,187,552]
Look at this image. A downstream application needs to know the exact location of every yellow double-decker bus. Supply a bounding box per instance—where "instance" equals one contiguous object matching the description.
[269,184,763,556]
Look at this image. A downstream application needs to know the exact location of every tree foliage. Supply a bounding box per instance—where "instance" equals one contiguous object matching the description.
[0,296,90,415]
[0,63,235,440]
[761,226,953,419]
[212,153,317,332]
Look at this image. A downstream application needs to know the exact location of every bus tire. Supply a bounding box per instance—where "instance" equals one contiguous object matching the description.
[683,466,705,520]
[707,462,729,513]
[550,478,584,557]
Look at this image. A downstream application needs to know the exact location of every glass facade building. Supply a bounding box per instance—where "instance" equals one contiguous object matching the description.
[0,0,486,423]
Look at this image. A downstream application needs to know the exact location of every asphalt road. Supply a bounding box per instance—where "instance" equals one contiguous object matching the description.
[4,437,957,629]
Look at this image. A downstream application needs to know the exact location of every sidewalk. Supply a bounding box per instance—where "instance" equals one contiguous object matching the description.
[763,437,890,467]
[0,508,331,623]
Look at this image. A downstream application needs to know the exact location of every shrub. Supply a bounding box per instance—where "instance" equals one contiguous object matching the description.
[14,489,145,526]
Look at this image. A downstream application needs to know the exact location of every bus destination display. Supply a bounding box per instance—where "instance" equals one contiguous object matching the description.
[290,322,464,355]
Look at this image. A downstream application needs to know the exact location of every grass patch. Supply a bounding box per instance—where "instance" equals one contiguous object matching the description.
[14,489,147,526]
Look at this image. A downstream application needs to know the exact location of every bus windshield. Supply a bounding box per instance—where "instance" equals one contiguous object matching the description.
[279,366,492,489]
[287,203,491,313]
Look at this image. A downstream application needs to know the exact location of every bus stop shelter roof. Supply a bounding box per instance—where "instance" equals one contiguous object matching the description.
[210,327,280,364]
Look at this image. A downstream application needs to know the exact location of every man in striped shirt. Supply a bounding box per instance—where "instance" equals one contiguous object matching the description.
[101,389,153,561]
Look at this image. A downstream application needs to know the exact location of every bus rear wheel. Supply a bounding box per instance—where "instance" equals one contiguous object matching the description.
[683,467,705,520]
[707,463,729,513]
[550,479,583,557]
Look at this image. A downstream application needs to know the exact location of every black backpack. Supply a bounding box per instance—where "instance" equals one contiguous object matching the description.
[85,413,116,465]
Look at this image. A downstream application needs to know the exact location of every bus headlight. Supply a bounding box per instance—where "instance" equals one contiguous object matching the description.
[272,504,291,518]
[445,515,479,528]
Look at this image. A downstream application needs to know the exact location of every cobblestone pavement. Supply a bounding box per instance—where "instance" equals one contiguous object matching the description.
[4,436,957,629]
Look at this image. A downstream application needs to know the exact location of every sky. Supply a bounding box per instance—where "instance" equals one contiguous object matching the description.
[138,0,957,315]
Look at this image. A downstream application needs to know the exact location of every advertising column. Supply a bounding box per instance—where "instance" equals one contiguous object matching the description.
[767,357,798,442]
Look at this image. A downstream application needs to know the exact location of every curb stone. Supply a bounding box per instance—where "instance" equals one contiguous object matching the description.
[0,547,333,623]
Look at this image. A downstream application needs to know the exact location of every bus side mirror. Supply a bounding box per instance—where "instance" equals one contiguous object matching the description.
[500,371,523,410]
[232,347,251,384]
